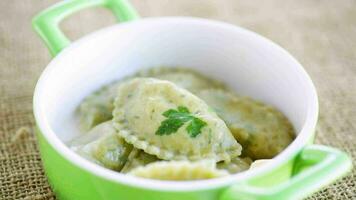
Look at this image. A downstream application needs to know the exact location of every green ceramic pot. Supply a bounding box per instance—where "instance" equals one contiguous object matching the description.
[32,0,352,199]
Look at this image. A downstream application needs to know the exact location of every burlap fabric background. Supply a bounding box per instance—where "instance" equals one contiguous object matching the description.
[0,0,355,199]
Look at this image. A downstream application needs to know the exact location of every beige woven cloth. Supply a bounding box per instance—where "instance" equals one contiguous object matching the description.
[0,0,355,199]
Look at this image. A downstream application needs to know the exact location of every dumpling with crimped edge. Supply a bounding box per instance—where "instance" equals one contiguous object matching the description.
[78,68,226,131]
[113,78,241,162]
[70,121,133,171]
[129,160,228,180]
[77,81,122,131]
[120,148,159,173]
[217,157,252,174]
[137,67,227,93]
[197,89,295,159]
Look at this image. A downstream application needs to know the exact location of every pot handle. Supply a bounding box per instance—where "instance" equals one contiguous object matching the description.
[32,0,139,56]
[220,145,352,200]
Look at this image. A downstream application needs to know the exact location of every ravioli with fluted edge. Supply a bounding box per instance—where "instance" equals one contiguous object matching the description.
[78,81,122,131]
[77,68,226,131]
[217,157,252,174]
[71,67,296,181]
[70,121,133,171]
[121,148,159,173]
[197,89,295,159]
[138,67,227,93]
[112,78,241,162]
[129,160,228,180]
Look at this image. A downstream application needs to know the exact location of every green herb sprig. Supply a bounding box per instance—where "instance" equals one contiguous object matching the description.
[155,106,207,138]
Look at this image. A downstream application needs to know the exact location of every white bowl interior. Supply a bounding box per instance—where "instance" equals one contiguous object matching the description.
[34,17,318,190]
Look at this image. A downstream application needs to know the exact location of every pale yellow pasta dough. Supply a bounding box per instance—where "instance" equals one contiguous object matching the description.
[72,67,296,181]
[197,89,295,159]
[113,78,241,162]
[78,82,122,131]
[129,160,228,180]
[120,148,159,173]
[78,68,225,131]
[70,121,133,171]
[217,157,252,174]
[139,67,226,93]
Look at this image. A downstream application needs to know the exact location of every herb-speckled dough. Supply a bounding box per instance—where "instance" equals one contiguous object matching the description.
[139,67,227,93]
[78,68,226,131]
[70,121,133,171]
[78,82,122,131]
[197,89,295,159]
[217,157,252,174]
[113,78,241,162]
[120,148,159,173]
[72,67,296,180]
[129,160,228,180]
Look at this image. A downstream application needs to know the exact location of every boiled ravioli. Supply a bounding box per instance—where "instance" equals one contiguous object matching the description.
[129,160,228,180]
[197,89,295,159]
[78,81,122,131]
[138,67,226,93]
[70,121,133,171]
[120,148,159,173]
[78,68,225,131]
[72,67,296,181]
[113,78,241,162]
[217,157,252,174]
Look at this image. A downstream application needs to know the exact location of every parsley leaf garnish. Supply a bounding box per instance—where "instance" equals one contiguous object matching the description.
[155,106,207,138]
[186,117,207,138]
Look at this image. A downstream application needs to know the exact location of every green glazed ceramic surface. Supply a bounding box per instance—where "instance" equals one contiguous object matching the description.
[37,128,224,200]
[32,0,139,56]
[36,126,292,200]
[37,126,351,200]
[32,0,352,199]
